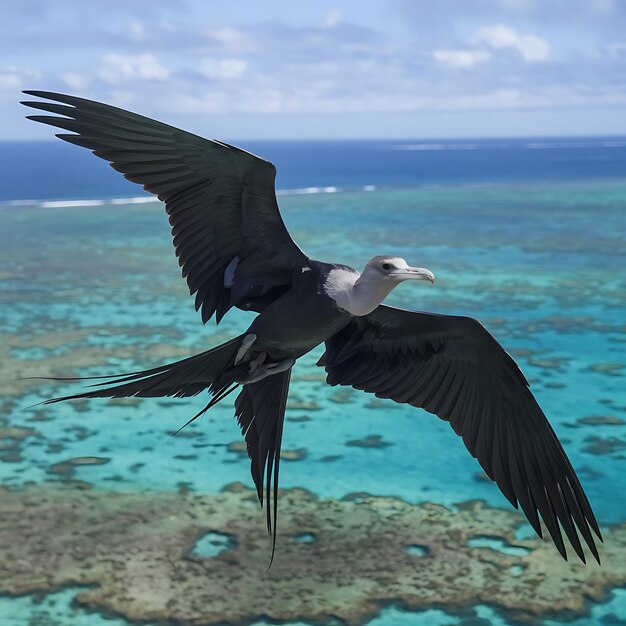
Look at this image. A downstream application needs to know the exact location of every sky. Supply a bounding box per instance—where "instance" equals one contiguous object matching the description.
[3,0,626,140]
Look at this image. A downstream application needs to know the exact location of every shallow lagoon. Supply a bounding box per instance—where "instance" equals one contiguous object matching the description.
[1,181,625,625]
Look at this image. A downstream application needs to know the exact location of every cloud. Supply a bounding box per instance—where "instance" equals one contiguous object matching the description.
[206,27,258,53]
[198,58,247,80]
[431,23,549,72]
[3,0,626,139]
[474,24,550,62]
[433,49,491,69]
[97,53,169,84]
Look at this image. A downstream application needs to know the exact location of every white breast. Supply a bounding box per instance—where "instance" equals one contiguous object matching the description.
[323,268,360,314]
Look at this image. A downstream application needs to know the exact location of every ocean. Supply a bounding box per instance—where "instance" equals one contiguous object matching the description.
[4,136,626,204]
[0,137,625,625]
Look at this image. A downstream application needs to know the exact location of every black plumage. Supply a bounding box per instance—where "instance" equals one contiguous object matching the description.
[23,90,305,324]
[22,91,602,564]
[319,306,601,563]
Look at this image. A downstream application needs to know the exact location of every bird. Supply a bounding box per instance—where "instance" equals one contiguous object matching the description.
[22,90,601,565]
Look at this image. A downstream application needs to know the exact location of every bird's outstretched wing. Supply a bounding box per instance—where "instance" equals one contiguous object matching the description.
[22,91,307,324]
[319,304,602,563]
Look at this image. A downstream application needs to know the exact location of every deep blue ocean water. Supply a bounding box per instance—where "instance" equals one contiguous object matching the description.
[0,137,625,625]
[3,136,626,203]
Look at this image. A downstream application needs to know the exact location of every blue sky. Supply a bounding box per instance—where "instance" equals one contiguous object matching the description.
[3,0,626,139]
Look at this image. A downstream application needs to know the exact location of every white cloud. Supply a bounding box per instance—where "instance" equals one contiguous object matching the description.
[98,53,169,84]
[61,72,90,91]
[433,49,491,69]
[4,4,626,139]
[198,58,247,80]
[166,83,549,117]
[432,23,549,72]
[474,24,550,61]
[207,27,257,52]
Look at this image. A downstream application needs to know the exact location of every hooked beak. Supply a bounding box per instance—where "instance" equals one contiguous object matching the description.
[392,266,435,284]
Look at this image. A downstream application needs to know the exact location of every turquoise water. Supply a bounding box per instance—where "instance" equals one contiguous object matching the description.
[1,181,625,624]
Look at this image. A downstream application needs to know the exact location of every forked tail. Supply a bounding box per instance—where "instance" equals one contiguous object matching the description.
[38,336,244,406]
[32,334,293,565]
[234,366,292,566]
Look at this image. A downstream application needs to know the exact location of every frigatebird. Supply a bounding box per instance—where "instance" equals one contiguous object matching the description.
[22,91,601,564]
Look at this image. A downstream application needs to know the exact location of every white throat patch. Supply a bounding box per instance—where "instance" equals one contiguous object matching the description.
[323,265,401,316]
[323,268,360,314]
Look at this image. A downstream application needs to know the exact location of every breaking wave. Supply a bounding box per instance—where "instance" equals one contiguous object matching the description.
[0,185,381,209]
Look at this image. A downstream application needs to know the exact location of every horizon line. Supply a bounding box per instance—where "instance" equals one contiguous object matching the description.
[4,132,626,143]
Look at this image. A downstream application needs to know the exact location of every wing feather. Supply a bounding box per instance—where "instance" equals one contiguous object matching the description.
[22,91,307,323]
[321,304,601,563]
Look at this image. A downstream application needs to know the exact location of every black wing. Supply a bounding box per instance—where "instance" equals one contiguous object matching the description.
[22,91,307,324]
[319,304,602,563]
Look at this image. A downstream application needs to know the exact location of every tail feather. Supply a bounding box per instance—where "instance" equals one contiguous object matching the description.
[34,333,293,566]
[170,382,240,438]
[41,336,242,404]
[234,366,292,566]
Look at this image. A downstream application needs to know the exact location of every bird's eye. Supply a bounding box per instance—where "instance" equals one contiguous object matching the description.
[382,263,391,271]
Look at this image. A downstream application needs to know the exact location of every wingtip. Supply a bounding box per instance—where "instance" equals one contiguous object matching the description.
[585,526,602,565]
[22,89,51,98]
[21,90,80,107]
[589,543,601,565]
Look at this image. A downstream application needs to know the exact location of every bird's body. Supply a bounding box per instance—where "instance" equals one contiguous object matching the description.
[248,260,353,361]
[22,91,602,564]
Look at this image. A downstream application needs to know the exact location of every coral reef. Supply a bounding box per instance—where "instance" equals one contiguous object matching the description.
[577,415,625,426]
[0,482,624,625]
[0,424,41,462]
[345,434,391,449]
[48,456,111,478]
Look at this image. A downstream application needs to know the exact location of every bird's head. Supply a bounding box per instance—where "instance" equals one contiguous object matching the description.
[363,256,435,285]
